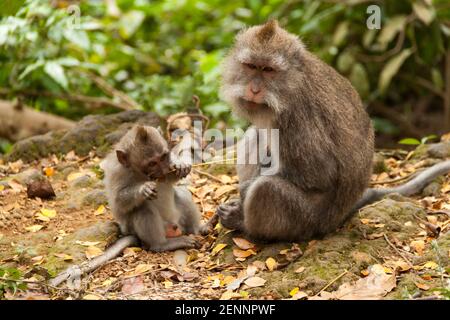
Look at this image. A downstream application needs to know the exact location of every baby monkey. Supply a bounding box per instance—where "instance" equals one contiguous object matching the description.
[102,125,202,252]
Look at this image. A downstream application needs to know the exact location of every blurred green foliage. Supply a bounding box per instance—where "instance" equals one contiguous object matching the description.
[0,0,448,133]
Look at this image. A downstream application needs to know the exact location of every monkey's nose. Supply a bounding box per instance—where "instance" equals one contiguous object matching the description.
[251,87,260,94]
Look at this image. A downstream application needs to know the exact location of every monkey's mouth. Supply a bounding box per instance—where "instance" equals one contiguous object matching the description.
[239,98,268,109]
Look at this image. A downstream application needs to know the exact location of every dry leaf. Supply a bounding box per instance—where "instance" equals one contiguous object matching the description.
[94,205,106,215]
[25,225,43,232]
[244,276,266,288]
[40,208,56,218]
[320,264,396,300]
[232,237,255,250]
[212,243,227,255]
[173,250,188,268]
[44,167,55,177]
[122,276,145,295]
[295,266,305,273]
[132,264,153,276]
[214,185,236,199]
[410,240,425,255]
[265,257,278,271]
[54,253,73,261]
[414,282,430,291]
[82,294,102,300]
[163,280,173,288]
[423,261,438,270]
[75,240,101,247]
[220,290,241,300]
[8,180,25,192]
[85,246,103,259]
[233,248,256,259]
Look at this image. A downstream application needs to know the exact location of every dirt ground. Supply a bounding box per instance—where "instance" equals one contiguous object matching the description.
[0,147,449,300]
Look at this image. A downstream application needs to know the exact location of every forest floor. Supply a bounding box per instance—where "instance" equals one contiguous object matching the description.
[0,146,449,300]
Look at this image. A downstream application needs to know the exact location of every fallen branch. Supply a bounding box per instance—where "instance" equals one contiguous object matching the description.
[0,99,75,141]
[49,235,139,287]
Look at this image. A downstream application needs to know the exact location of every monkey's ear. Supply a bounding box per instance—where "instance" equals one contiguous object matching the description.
[116,150,129,167]
[135,125,148,143]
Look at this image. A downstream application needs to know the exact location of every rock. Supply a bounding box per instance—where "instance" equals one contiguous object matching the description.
[14,168,44,185]
[7,110,161,162]
[26,179,56,199]
[82,189,107,207]
[427,141,450,159]
[422,177,444,197]
[69,175,96,189]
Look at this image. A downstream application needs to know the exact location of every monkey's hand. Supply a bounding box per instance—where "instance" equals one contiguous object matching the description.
[170,159,192,179]
[217,199,244,231]
[140,181,158,200]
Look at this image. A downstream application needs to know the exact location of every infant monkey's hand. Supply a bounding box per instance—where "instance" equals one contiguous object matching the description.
[140,181,157,200]
[170,160,192,179]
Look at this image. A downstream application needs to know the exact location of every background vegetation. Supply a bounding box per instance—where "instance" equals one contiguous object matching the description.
[0,0,449,150]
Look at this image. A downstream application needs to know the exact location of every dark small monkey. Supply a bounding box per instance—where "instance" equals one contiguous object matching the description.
[215,20,450,242]
[102,125,202,251]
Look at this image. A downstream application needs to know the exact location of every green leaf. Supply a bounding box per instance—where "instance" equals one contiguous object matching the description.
[332,21,349,47]
[119,10,145,39]
[421,135,437,144]
[398,138,421,145]
[19,60,44,80]
[413,2,436,25]
[63,29,90,50]
[44,61,68,89]
[378,49,413,94]
[377,16,407,50]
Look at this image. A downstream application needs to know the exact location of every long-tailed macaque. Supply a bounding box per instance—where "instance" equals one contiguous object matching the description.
[216,20,450,242]
[102,125,201,251]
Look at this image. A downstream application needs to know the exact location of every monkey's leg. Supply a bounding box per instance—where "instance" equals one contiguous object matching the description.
[174,186,201,234]
[132,207,199,252]
[241,176,329,242]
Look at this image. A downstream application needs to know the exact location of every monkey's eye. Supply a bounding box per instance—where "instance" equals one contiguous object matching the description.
[244,63,257,70]
[262,66,274,72]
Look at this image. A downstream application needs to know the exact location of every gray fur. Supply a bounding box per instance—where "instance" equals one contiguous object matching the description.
[102,125,201,251]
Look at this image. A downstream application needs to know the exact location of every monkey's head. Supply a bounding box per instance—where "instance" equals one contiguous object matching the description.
[220,20,305,124]
[116,125,171,180]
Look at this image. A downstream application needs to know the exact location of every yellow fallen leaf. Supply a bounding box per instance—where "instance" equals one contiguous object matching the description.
[67,172,86,182]
[123,247,142,257]
[219,175,232,184]
[220,290,241,300]
[0,185,4,192]
[25,225,43,232]
[222,276,236,286]
[410,240,425,255]
[75,240,101,246]
[54,253,73,261]
[214,185,236,199]
[360,269,369,276]
[85,246,103,259]
[133,264,153,275]
[244,276,266,288]
[82,294,102,300]
[360,218,372,225]
[290,287,299,297]
[35,213,50,222]
[265,257,278,271]
[239,291,249,298]
[94,205,106,216]
[163,280,173,288]
[212,243,227,256]
[423,261,438,270]
[44,167,54,177]
[40,208,57,218]
[232,237,255,250]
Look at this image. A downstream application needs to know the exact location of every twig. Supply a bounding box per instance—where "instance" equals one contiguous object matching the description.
[193,168,223,183]
[370,171,419,186]
[315,269,349,296]
[49,235,139,287]
[383,233,414,268]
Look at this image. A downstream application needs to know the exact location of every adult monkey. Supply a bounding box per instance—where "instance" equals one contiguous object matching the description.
[216,20,450,242]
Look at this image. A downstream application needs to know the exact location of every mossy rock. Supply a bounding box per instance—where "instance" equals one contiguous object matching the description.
[213,196,431,298]
[7,110,161,163]
[411,141,450,160]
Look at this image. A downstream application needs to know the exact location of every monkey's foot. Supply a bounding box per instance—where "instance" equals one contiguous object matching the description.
[217,199,244,231]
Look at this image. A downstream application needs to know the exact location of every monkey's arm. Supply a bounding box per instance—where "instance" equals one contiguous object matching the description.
[116,181,157,213]
[353,159,450,211]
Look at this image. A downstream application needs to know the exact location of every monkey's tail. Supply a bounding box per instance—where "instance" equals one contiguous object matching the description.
[353,159,450,212]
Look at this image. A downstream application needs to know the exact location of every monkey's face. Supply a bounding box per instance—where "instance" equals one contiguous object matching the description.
[220,20,304,122]
[116,125,171,180]
[138,151,171,180]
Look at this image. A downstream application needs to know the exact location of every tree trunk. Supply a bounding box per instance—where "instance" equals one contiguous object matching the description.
[0,99,75,142]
